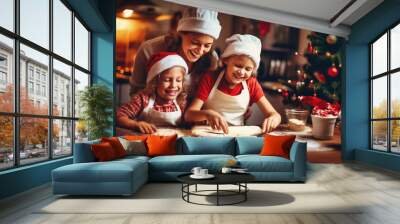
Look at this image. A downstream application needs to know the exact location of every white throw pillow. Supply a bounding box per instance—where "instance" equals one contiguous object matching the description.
[118,137,147,156]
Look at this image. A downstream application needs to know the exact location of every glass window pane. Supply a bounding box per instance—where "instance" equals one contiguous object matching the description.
[75,120,88,143]
[53,119,72,158]
[0,116,14,170]
[20,0,49,49]
[75,18,89,70]
[0,35,14,112]
[372,77,387,119]
[391,72,400,118]
[0,0,14,31]
[53,0,72,60]
[372,121,388,151]
[372,33,387,76]
[53,59,72,117]
[20,44,49,115]
[391,24,400,70]
[392,120,400,153]
[74,69,89,118]
[20,117,49,165]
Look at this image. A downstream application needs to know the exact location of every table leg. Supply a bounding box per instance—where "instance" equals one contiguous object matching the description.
[245,183,247,201]
[195,184,197,192]
[217,184,219,206]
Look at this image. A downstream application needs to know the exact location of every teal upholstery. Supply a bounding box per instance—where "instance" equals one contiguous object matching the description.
[52,137,307,195]
[148,154,234,181]
[177,137,236,155]
[235,137,263,155]
[290,141,307,181]
[73,139,100,163]
[236,155,293,172]
[52,158,148,195]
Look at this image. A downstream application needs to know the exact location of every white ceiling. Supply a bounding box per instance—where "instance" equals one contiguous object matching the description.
[165,0,384,38]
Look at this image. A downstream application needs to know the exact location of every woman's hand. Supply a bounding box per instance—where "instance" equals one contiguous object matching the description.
[262,113,281,133]
[205,110,229,134]
[136,121,157,134]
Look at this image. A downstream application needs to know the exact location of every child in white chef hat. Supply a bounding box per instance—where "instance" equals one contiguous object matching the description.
[185,34,281,134]
[117,52,188,134]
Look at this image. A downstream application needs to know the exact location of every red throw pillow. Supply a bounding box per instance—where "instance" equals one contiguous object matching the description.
[146,134,177,157]
[91,142,118,161]
[101,137,126,158]
[124,135,148,141]
[260,134,296,159]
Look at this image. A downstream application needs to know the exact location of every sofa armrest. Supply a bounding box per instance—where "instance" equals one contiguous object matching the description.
[289,141,307,181]
[73,140,100,163]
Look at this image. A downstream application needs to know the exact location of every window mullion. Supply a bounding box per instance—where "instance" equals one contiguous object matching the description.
[49,0,53,160]
[370,45,373,149]
[13,0,20,167]
[71,11,76,153]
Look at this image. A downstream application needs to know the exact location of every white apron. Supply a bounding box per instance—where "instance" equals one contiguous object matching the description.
[203,71,250,125]
[138,96,182,126]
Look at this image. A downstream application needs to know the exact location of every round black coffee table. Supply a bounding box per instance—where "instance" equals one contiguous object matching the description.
[177,173,255,206]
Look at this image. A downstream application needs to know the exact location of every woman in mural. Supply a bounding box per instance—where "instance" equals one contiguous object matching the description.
[130,7,221,101]
[117,52,188,134]
[184,34,281,134]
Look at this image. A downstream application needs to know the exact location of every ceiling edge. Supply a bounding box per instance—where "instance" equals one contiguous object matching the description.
[164,0,351,38]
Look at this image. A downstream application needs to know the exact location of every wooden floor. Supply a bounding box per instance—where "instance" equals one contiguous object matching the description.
[1,162,400,224]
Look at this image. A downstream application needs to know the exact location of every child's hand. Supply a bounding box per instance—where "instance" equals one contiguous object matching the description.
[136,121,157,134]
[205,110,229,134]
[262,114,281,133]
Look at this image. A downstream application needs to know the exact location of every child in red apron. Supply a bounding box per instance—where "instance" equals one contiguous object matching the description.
[185,34,281,133]
[117,52,188,134]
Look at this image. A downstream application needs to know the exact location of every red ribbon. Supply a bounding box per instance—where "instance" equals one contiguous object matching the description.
[299,96,340,117]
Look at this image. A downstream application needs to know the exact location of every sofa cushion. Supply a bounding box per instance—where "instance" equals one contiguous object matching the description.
[91,142,118,161]
[236,155,293,172]
[148,154,235,172]
[115,155,150,163]
[101,137,127,158]
[73,140,100,163]
[177,137,236,155]
[147,135,177,156]
[235,137,263,155]
[52,158,147,183]
[260,134,296,159]
[118,137,147,156]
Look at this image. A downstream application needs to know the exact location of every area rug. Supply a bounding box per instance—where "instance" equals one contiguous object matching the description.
[38,183,361,214]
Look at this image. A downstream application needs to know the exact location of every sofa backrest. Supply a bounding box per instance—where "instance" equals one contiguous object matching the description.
[235,136,264,155]
[73,139,100,163]
[177,137,236,155]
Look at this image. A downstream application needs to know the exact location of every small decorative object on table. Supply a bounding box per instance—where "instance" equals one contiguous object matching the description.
[285,109,309,131]
[221,159,244,173]
[300,96,340,140]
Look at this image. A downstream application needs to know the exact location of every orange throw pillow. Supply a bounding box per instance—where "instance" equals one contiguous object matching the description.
[124,135,148,141]
[260,134,296,159]
[101,137,126,158]
[91,142,117,161]
[146,134,177,157]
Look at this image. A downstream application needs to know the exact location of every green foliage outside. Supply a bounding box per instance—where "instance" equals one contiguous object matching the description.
[79,84,113,140]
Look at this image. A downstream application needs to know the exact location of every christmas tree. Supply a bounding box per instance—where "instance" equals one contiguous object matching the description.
[280,32,345,108]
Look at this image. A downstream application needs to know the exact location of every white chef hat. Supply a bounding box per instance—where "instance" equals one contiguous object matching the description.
[177,8,221,39]
[221,34,262,68]
[146,52,188,84]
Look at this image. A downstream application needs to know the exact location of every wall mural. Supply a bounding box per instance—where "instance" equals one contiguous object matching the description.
[115,0,344,162]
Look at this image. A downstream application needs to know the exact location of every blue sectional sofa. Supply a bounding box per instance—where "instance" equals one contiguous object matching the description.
[52,136,307,196]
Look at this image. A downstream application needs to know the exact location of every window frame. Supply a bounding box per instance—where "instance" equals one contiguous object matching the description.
[370,19,400,154]
[0,0,92,171]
